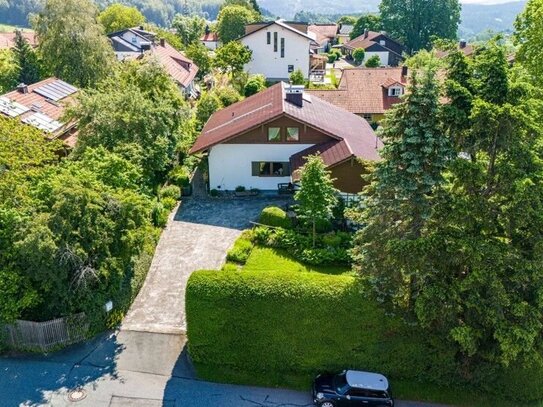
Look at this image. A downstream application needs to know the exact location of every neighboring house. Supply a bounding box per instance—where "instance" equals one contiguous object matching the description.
[108,27,199,98]
[240,20,318,81]
[0,31,37,50]
[200,27,219,50]
[436,40,475,59]
[308,23,338,53]
[306,67,409,124]
[343,29,404,67]
[190,82,381,194]
[0,77,79,147]
[337,24,353,44]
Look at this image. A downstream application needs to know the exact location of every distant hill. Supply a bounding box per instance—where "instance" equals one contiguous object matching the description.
[0,0,527,39]
[459,1,527,39]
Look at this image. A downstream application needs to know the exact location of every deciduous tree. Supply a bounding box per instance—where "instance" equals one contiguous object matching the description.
[33,0,115,87]
[98,3,145,34]
[514,0,543,84]
[350,14,383,39]
[213,41,252,74]
[172,14,206,46]
[216,5,258,43]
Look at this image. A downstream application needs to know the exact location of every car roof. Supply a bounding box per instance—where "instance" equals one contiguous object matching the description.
[345,370,389,391]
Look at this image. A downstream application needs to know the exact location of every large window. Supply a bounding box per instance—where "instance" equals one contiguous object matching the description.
[286,127,299,141]
[280,38,285,58]
[252,162,291,177]
[268,127,281,142]
[267,32,271,45]
[274,32,278,52]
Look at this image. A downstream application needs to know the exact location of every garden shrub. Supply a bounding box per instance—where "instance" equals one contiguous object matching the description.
[226,237,253,264]
[151,201,169,227]
[259,206,292,229]
[159,184,180,200]
[209,189,219,197]
[168,166,191,187]
[235,185,246,192]
[161,196,177,211]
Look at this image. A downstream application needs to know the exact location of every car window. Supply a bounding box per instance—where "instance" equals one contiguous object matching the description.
[333,373,350,395]
[347,388,388,398]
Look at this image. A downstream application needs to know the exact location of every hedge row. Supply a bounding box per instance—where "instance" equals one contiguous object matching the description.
[186,270,543,402]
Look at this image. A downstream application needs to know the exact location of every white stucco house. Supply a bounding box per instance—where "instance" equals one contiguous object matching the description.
[189,82,382,194]
[239,20,318,82]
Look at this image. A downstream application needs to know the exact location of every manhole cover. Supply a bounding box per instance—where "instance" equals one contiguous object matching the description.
[68,388,87,402]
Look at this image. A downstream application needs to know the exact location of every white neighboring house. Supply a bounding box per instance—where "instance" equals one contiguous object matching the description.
[189,82,382,194]
[200,27,219,50]
[239,20,317,82]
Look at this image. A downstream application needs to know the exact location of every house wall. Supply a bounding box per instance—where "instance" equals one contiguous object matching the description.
[225,116,331,145]
[242,24,311,81]
[201,40,218,50]
[329,158,371,193]
[363,51,390,66]
[119,31,149,48]
[208,144,313,191]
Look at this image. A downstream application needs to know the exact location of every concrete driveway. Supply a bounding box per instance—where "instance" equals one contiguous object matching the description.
[122,196,289,334]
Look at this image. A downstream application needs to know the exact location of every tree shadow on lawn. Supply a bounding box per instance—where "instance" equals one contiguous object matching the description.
[0,331,124,406]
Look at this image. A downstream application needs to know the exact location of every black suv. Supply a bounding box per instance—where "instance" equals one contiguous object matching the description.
[313,370,394,407]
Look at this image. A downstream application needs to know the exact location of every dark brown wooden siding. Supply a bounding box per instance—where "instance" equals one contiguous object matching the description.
[330,158,372,193]
[224,115,333,145]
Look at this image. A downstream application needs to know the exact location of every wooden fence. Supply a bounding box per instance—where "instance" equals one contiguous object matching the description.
[3,313,89,352]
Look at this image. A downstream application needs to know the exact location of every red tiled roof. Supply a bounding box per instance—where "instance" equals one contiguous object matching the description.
[151,41,198,88]
[306,67,408,115]
[1,77,78,143]
[308,24,338,45]
[0,31,37,49]
[190,82,381,166]
[435,44,475,59]
[344,31,381,50]
[200,32,218,42]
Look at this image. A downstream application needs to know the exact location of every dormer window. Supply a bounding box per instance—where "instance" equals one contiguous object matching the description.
[388,86,403,97]
[380,40,386,46]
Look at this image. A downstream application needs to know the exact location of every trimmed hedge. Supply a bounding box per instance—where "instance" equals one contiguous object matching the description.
[226,237,253,265]
[259,206,292,229]
[187,270,455,386]
[186,270,543,402]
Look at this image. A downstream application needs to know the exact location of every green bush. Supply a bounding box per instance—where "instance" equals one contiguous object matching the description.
[161,196,177,211]
[244,75,266,97]
[168,166,191,187]
[235,185,246,192]
[210,189,219,197]
[226,237,253,264]
[187,270,456,388]
[259,206,292,229]
[159,184,180,200]
[151,202,169,227]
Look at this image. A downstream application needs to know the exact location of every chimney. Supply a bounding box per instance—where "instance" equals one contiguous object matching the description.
[401,66,408,78]
[160,38,165,47]
[364,28,369,38]
[459,39,467,49]
[17,83,28,94]
[285,83,304,107]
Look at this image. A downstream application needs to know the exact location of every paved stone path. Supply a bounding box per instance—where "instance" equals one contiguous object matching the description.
[121,196,290,334]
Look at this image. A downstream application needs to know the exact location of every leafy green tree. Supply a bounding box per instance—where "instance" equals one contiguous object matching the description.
[380,0,461,54]
[338,15,357,26]
[350,14,383,39]
[289,68,305,85]
[295,155,338,247]
[13,30,41,85]
[33,0,115,87]
[365,55,381,67]
[223,0,262,16]
[353,48,365,65]
[213,41,252,74]
[185,43,211,79]
[172,14,206,46]
[216,5,258,43]
[244,74,266,96]
[213,86,242,107]
[195,91,222,130]
[515,0,543,84]
[69,58,189,188]
[351,59,450,309]
[0,49,18,93]
[98,3,145,34]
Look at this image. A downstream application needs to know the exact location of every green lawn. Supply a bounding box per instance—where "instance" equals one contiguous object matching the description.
[243,246,352,275]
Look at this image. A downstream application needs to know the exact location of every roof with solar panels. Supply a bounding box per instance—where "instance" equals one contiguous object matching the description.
[0,77,79,147]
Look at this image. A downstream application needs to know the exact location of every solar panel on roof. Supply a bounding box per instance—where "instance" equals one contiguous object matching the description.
[22,112,63,133]
[0,96,30,117]
[33,79,77,101]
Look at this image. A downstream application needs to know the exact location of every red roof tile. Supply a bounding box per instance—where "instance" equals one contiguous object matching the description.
[0,31,37,49]
[190,82,381,166]
[306,67,408,115]
[151,42,198,88]
[308,24,338,45]
[200,32,218,42]
[1,77,78,144]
